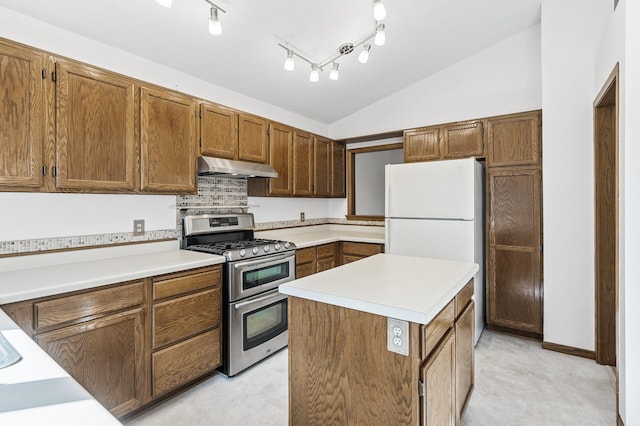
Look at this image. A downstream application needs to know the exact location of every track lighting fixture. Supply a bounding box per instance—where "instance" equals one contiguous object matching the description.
[309,65,320,82]
[373,0,387,21]
[204,0,226,36]
[358,44,371,64]
[329,62,339,81]
[284,50,295,71]
[155,0,172,8]
[374,23,386,46]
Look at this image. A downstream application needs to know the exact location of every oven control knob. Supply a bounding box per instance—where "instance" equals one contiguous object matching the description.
[252,247,259,255]
[274,243,281,250]
[264,245,270,252]
[284,242,291,249]
[239,249,246,257]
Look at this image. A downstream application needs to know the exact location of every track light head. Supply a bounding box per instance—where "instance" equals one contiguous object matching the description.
[358,44,371,64]
[329,62,339,81]
[373,0,386,21]
[209,7,222,36]
[155,0,172,8]
[284,50,295,71]
[309,65,320,83]
[374,23,386,46]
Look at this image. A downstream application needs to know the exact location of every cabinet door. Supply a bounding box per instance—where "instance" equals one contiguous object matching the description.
[35,308,146,417]
[0,40,45,189]
[314,136,331,197]
[55,59,136,191]
[442,120,484,159]
[487,111,540,167]
[331,142,346,198]
[404,127,440,162]
[455,301,474,424]
[268,122,293,195]
[421,329,455,426]
[487,168,542,334]
[200,102,237,159]
[238,113,268,163]
[140,86,197,193]
[293,130,314,196]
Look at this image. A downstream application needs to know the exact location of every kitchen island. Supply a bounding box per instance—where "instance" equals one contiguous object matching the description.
[279,253,478,425]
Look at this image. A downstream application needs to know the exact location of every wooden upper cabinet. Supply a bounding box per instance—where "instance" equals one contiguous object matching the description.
[199,102,238,159]
[331,142,346,198]
[55,59,136,191]
[293,130,313,196]
[487,167,542,334]
[267,122,293,195]
[0,40,45,189]
[442,120,484,159]
[140,86,197,194]
[487,111,541,167]
[313,136,331,197]
[404,126,440,162]
[238,113,268,163]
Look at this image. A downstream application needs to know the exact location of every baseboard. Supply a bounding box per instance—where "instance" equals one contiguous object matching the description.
[542,341,595,360]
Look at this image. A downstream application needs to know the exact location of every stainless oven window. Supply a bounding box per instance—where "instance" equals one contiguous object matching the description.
[243,298,288,351]
[243,263,290,291]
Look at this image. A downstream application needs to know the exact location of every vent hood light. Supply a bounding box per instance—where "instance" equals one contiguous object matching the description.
[198,157,278,178]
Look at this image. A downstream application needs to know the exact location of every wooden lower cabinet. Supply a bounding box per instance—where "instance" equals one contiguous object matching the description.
[35,308,146,417]
[1,265,222,419]
[341,241,384,264]
[296,241,380,278]
[295,246,317,278]
[289,280,474,425]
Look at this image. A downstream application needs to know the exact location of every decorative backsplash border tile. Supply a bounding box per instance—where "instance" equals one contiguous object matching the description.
[0,229,178,256]
[254,217,384,231]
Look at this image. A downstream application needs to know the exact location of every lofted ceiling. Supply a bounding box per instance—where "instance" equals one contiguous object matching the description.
[0,0,541,124]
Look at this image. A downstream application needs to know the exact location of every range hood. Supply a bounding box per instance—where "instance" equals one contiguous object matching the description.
[198,157,278,179]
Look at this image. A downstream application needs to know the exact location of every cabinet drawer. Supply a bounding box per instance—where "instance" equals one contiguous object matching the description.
[296,247,316,265]
[455,279,474,318]
[296,262,316,279]
[153,266,221,300]
[34,280,144,330]
[153,288,221,349]
[342,242,383,257]
[152,328,221,397]
[422,300,455,360]
[316,243,337,259]
[342,254,365,265]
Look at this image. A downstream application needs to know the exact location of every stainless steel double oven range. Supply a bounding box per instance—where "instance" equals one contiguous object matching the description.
[182,213,295,376]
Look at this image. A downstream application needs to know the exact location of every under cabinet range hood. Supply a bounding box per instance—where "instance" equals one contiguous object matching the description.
[198,157,278,178]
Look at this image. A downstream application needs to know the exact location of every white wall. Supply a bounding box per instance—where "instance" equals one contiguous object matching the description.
[248,197,331,223]
[328,24,542,139]
[0,6,328,240]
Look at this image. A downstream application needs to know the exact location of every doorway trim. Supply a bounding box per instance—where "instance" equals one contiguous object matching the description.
[593,63,619,367]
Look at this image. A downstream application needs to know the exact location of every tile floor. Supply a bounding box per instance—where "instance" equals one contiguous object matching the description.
[125,330,616,426]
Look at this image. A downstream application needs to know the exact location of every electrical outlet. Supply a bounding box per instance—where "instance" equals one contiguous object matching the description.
[387,318,409,356]
[133,219,145,236]
[300,212,305,222]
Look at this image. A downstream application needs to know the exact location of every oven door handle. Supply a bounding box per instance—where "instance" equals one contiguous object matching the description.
[232,252,295,270]
[233,289,286,309]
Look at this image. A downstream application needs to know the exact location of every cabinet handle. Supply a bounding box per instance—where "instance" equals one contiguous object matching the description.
[42,165,47,176]
[52,166,57,177]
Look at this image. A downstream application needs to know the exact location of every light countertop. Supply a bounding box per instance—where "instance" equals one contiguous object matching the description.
[254,224,385,248]
[279,253,478,324]
[0,249,225,304]
[0,309,121,425]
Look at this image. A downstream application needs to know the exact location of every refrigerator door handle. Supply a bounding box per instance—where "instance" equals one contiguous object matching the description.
[385,164,391,217]
[384,218,390,253]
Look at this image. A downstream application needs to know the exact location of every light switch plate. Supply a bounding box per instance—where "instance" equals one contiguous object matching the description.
[387,318,409,356]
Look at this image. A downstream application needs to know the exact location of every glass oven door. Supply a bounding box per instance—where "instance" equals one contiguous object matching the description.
[229,252,295,301]
[227,289,288,376]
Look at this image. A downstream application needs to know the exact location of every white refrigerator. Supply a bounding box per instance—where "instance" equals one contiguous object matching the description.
[385,157,485,344]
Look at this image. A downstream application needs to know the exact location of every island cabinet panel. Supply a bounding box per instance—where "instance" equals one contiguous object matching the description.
[313,136,331,197]
[0,40,45,190]
[289,297,420,425]
[237,113,268,163]
[487,111,540,167]
[293,130,314,196]
[199,102,238,159]
[140,86,197,194]
[331,141,347,198]
[455,300,475,424]
[404,126,441,163]
[421,329,455,426]
[487,168,542,335]
[35,307,146,417]
[55,59,136,191]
